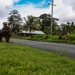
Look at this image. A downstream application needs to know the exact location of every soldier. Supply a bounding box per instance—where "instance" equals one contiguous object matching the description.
[2,22,12,43]
[65,32,70,40]
[0,30,2,42]
[59,33,62,40]
[65,32,70,43]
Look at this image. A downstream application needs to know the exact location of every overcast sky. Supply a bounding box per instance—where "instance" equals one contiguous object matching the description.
[0,0,75,29]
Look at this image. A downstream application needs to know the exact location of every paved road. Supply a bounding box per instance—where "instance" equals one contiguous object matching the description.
[11,38,75,58]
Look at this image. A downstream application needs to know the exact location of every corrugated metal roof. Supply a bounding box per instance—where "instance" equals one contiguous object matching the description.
[19,30,45,34]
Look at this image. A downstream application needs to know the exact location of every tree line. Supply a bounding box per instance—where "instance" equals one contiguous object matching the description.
[7,10,75,38]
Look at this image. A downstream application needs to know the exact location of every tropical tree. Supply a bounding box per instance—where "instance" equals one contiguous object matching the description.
[70,22,75,33]
[52,22,61,35]
[24,15,35,35]
[8,10,22,34]
[39,13,59,38]
[24,15,34,38]
[60,23,67,35]
[23,15,42,37]
[39,13,51,38]
[60,22,75,34]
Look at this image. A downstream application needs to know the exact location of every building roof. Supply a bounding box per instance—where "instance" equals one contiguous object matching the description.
[19,30,45,34]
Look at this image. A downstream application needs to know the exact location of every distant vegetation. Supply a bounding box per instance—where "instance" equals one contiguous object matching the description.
[7,10,75,44]
[7,10,75,39]
[12,34,75,44]
[0,42,75,75]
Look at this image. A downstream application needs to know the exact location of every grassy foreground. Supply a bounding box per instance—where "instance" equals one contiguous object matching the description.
[0,42,75,75]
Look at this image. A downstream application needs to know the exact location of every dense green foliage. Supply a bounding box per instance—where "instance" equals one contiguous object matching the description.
[12,34,75,44]
[60,22,75,35]
[7,10,75,38]
[0,42,75,75]
[8,10,22,34]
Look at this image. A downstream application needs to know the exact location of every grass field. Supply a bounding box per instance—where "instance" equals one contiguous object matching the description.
[12,34,75,44]
[0,42,75,75]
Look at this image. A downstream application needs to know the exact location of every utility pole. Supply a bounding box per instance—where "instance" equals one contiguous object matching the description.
[49,0,56,36]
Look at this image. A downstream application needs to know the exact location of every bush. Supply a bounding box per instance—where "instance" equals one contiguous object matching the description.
[70,34,75,41]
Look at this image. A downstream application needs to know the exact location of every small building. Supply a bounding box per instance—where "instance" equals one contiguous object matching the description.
[18,30,45,36]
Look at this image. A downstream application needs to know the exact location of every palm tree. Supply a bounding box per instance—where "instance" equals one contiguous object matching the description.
[39,13,59,38]
[70,22,75,33]
[24,15,40,38]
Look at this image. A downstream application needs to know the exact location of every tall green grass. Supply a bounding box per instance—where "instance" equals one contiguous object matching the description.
[0,42,75,75]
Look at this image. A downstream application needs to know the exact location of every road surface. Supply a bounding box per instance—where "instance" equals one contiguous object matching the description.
[11,38,75,58]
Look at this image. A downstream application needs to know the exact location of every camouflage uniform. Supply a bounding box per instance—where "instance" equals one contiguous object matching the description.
[59,33,62,40]
[2,26,12,42]
[0,30,2,42]
[66,33,70,41]
[1,22,12,43]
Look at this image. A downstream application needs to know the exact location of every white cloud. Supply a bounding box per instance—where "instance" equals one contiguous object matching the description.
[14,3,50,18]
[0,0,75,29]
[15,0,75,24]
[36,0,47,8]
[0,0,19,6]
[0,0,20,29]
[62,0,75,10]
[53,0,75,24]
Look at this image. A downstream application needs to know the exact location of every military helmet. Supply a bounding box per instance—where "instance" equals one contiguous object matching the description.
[3,22,7,25]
